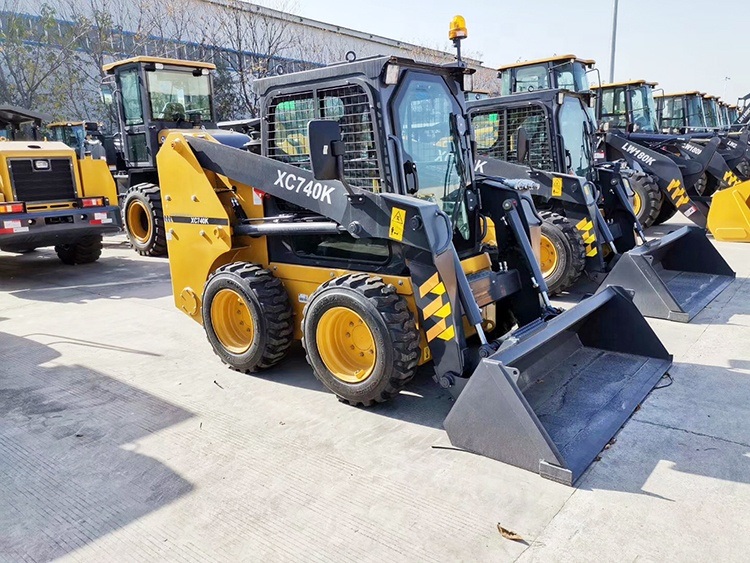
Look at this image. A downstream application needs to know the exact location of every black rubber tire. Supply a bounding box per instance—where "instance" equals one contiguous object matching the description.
[202,262,294,372]
[539,211,586,296]
[627,173,662,228]
[122,182,167,257]
[692,172,708,196]
[735,159,750,181]
[54,236,103,265]
[301,273,420,407]
[652,194,679,226]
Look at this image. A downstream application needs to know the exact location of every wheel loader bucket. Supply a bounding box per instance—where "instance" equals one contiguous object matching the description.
[595,226,735,322]
[707,180,750,242]
[444,286,671,486]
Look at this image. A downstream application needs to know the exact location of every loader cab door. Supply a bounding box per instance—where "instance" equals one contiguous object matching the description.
[389,71,477,249]
[557,95,594,178]
[113,65,154,168]
[553,61,590,93]
[627,86,658,133]
[703,98,719,130]
[598,87,628,130]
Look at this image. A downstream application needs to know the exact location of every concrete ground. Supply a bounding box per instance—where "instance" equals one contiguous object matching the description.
[1,219,749,562]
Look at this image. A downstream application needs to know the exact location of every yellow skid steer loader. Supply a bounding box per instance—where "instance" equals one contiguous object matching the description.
[155,27,671,485]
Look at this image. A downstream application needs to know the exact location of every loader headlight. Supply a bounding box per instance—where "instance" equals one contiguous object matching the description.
[33,159,50,170]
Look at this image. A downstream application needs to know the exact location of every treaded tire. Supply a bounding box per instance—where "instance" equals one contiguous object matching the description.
[55,235,102,265]
[628,173,662,228]
[202,262,294,372]
[301,273,420,407]
[539,211,586,296]
[123,182,167,257]
[735,159,750,181]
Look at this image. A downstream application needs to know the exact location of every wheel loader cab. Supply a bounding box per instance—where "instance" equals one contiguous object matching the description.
[655,91,708,134]
[497,55,595,97]
[102,56,217,173]
[593,81,659,133]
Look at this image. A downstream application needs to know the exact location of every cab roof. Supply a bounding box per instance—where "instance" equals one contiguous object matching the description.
[497,54,595,72]
[48,121,100,128]
[103,56,216,73]
[591,79,658,89]
[0,105,51,127]
[654,90,704,98]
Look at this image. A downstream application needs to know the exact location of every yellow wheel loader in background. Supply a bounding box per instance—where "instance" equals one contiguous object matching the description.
[0,106,121,263]
[97,57,250,257]
[151,20,673,486]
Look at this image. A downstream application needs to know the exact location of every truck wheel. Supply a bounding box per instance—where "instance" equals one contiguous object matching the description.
[652,194,678,226]
[55,235,103,265]
[123,183,167,257]
[302,274,420,407]
[628,173,662,228]
[539,212,586,296]
[202,262,294,372]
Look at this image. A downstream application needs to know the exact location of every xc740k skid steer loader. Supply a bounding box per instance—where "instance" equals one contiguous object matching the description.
[466,89,735,322]
[155,21,672,485]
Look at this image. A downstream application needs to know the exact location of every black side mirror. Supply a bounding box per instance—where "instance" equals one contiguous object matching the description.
[516,126,530,163]
[308,119,345,181]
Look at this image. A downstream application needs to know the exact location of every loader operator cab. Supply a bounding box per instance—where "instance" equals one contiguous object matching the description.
[655,91,708,133]
[47,121,108,161]
[101,56,217,171]
[0,105,49,142]
[469,90,595,180]
[497,55,595,97]
[256,56,482,260]
[593,80,659,133]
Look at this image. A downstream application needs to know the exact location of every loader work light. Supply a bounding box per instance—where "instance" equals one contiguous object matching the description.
[449,15,468,40]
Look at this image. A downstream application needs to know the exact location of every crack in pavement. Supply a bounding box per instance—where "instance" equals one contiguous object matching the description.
[632,418,750,449]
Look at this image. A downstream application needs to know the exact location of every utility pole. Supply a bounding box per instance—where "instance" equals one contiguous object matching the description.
[723,77,731,100]
[609,0,619,83]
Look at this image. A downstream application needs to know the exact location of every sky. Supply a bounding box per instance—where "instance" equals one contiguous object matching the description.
[250,0,748,103]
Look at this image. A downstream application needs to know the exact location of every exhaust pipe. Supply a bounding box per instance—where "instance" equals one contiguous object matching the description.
[444,286,672,485]
[596,226,735,322]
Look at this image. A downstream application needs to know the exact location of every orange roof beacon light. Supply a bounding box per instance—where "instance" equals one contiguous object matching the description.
[449,15,468,66]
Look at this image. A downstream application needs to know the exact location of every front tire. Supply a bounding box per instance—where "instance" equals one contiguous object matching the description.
[627,173,662,228]
[55,236,102,265]
[202,262,294,372]
[123,183,167,257]
[539,211,586,296]
[302,274,420,407]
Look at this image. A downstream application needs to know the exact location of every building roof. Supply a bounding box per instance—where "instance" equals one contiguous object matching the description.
[103,56,216,73]
[497,54,596,72]
[654,91,704,98]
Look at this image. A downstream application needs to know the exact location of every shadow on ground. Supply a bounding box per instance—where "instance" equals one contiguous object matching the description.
[0,329,193,561]
[0,248,172,303]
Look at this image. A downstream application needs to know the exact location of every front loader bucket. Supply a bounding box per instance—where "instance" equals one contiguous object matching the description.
[707,180,750,242]
[596,226,735,322]
[444,287,671,485]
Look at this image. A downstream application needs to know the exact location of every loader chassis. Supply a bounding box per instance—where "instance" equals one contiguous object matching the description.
[159,55,673,484]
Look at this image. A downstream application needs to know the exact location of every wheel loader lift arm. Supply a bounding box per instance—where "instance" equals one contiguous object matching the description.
[159,132,520,381]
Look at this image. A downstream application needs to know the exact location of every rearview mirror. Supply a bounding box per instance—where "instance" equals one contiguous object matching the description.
[516,126,530,164]
[308,119,344,181]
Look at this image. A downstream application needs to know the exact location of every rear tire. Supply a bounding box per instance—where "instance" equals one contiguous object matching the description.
[627,173,662,228]
[302,274,420,407]
[202,262,294,372]
[735,159,750,181]
[55,236,102,265]
[123,183,167,257]
[539,211,586,296]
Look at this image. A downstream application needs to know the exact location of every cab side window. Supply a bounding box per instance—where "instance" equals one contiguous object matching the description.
[600,87,627,129]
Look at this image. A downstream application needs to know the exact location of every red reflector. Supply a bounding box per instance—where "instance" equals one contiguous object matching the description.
[0,203,24,213]
[82,198,103,208]
[0,228,14,234]
[89,219,103,225]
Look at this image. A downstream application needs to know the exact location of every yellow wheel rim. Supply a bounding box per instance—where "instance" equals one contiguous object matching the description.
[211,289,255,354]
[632,191,642,216]
[316,307,376,383]
[539,234,559,278]
[126,200,152,244]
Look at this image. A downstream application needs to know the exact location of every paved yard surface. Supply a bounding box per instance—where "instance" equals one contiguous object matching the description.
[1,220,749,562]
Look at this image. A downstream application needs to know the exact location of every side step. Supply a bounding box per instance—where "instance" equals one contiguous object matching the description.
[444,287,672,486]
[596,226,735,322]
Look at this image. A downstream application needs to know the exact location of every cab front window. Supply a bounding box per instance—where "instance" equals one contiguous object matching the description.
[146,69,213,122]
